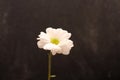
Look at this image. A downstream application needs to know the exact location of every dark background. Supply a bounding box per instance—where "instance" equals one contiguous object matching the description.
[0,0,120,80]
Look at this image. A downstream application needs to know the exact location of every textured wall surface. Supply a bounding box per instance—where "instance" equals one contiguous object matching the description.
[0,0,120,80]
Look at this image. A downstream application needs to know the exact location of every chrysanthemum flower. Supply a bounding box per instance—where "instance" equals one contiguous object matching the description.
[37,27,74,55]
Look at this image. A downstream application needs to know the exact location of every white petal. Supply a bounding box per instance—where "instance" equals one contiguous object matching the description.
[43,43,61,55]
[51,50,57,55]
[38,32,50,41]
[56,28,71,40]
[59,40,74,55]
[46,27,71,40]
[37,41,46,48]
[37,32,50,48]
[46,27,56,37]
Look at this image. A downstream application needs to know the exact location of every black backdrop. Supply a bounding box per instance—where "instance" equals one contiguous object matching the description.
[0,0,120,80]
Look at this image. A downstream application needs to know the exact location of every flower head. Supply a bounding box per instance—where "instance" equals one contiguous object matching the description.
[37,27,74,55]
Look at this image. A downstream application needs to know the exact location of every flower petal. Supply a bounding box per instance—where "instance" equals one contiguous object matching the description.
[46,27,71,40]
[37,32,50,48]
[37,41,46,48]
[38,32,50,41]
[46,27,57,37]
[43,43,61,55]
[55,28,71,40]
[59,40,74,55]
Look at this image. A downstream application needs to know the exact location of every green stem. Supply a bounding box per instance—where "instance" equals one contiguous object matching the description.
[48,52,56,80]
[48,52,52,80]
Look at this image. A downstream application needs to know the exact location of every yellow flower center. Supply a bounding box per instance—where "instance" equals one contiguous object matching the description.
[50,38,59,45]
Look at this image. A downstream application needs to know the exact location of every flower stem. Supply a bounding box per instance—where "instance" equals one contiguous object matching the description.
[48,52,52,80]
[48,52,56,80]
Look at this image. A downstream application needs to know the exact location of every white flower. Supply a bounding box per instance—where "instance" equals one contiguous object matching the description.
[37,27,74,55]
